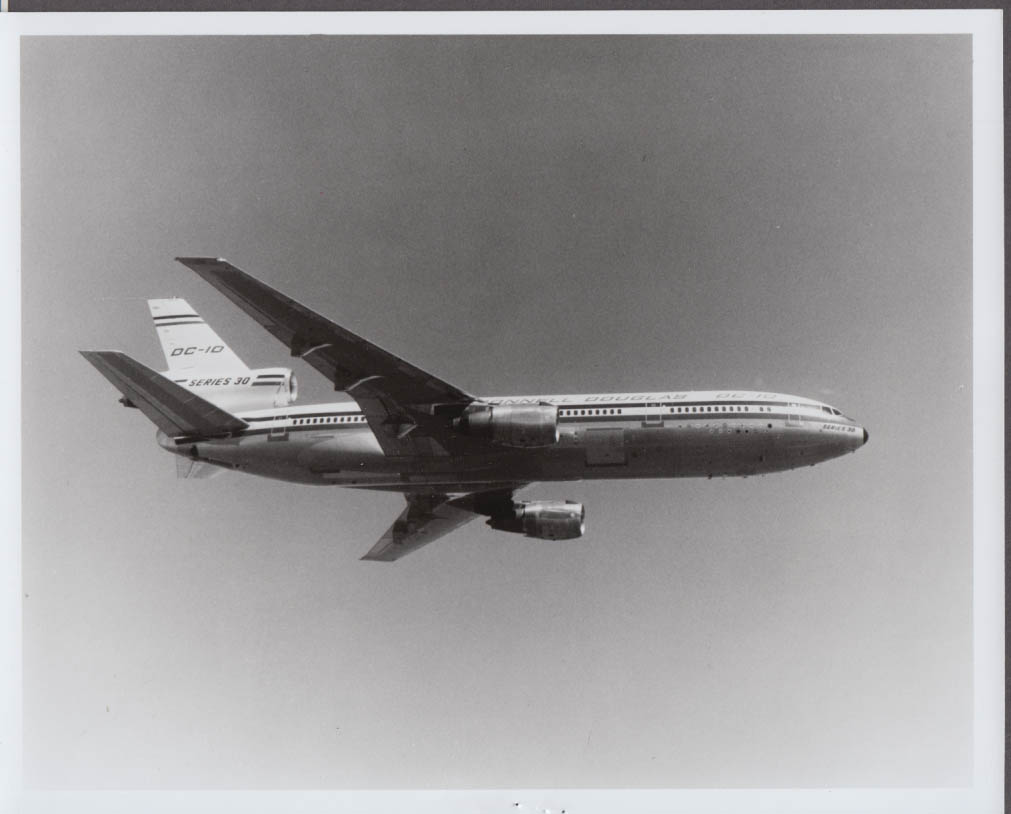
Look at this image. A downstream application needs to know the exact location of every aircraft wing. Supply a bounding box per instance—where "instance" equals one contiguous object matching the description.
[175,257,476,456]
[361,486,521,562]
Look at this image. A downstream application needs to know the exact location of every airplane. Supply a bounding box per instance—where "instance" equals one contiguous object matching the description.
[81,257,869,562]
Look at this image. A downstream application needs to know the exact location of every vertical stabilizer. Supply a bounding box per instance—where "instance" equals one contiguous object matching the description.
[176,457,226,479]
[148,298,249,373]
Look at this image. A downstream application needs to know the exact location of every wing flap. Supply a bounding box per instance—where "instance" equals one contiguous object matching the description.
[80,350,248,438]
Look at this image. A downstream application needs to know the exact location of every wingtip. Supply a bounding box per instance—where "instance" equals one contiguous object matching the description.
[175,257,237,276]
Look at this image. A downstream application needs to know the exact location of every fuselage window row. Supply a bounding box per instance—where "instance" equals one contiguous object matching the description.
[289,415,367,426]
[555,404,808,418]
[281,403,830,427]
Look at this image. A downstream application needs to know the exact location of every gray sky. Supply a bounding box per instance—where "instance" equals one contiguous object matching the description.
[21,34,973,790]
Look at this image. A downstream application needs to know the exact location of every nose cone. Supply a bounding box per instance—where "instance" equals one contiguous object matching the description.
[862,428,869,445]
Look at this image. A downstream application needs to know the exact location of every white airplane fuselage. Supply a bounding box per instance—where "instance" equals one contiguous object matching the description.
[158,389,867,491]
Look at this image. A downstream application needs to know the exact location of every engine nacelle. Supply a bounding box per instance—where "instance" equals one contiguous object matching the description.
[457,403,559,448]
[488,500,586,541]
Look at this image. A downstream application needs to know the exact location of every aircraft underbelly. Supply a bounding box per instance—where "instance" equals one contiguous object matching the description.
[176,419,857,487]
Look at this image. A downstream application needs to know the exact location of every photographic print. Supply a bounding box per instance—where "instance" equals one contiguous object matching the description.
[7,11,1003,814]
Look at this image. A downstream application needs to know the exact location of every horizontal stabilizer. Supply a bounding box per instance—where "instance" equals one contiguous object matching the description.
[80,350,248,438]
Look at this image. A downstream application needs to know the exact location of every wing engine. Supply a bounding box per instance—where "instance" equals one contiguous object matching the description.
[455,403,559,448]
[486,500,586,540]
[178,367,299,413]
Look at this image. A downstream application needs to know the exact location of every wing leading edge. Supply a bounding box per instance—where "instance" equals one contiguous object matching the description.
[175,257,476,456]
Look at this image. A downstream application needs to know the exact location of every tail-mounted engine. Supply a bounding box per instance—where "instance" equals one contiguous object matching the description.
[488,500,586,540]
[169,367,299,413]
[456,403,559,448]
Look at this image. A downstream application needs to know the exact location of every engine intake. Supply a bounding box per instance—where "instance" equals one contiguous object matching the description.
[177,367,298,412]
[488,500,586,541]
[457,403,559,448]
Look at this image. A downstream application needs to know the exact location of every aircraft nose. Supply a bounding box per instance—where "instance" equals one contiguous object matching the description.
[862,428,869,445]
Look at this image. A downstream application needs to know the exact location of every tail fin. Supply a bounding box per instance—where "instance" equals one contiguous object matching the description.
[148,298,249,373]
[176,457,226,479]
[80,350,248,438]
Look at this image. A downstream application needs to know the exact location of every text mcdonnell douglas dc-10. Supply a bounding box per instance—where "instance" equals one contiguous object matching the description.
[82,258,869,561]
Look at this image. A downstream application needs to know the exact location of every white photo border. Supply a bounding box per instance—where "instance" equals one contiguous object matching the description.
[1,10,1002,814]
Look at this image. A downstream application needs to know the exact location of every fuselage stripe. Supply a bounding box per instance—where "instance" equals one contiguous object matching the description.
[224,410,845,436]
[233,404,835,424]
